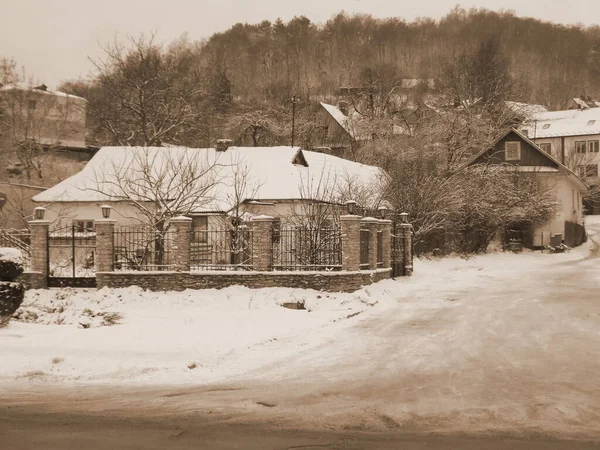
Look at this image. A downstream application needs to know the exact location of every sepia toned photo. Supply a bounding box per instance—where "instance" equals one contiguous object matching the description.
[1,1,599,448]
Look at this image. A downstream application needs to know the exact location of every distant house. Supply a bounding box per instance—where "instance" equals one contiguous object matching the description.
[519,107,600,213]
[565,97,600,110]
[315,102,356,154]
[468,128,588,248]
[31,144,382,232]
[0,82,90,152]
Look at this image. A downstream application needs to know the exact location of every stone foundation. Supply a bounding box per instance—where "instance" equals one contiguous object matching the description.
[97,268,392,293]
[17,271,46,290]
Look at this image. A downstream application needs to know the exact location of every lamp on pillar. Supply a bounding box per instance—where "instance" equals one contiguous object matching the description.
[378,206,388,220]
[400,212,409,224]
[101,205,112,219]
[34,206,46,221]
[346,200,356,215]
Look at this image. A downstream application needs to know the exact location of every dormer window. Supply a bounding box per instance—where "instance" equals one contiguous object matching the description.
[542,124,551,129]
[291,149,309,167]
[587,120,596,126]
[505,141,521,161]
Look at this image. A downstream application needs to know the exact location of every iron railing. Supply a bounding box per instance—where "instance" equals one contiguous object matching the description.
[272,226,342,271]
[190,227,253,271]
[0,228,31,268]
[113,227,174,271]
[359,228,370,269]
[376,230,383,267]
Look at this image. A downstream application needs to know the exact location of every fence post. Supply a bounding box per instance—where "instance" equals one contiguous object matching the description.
[29,220,50,286]
[400,222,413,276]
[380,219,392,269]
[341,214,360,271]
[94,219,116,273]
[170,216,192,272]
[363,217,379,270]
[251,215,274,271]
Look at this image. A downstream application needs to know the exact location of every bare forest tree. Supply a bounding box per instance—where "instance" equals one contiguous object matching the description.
[63,35,207,147]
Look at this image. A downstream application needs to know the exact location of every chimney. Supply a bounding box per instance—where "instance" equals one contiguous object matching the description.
[216,139,233,152]
[338,100,349,116]
[34,84,48,92]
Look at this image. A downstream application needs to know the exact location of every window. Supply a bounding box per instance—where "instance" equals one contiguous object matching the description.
[578,164,599,178]
[28,99,36,110]
[73,220,94,233]
[588,140,599,153]
[191,216,208,243]
[575,141,587,153]
[542,123,551,129]
[539,143,551,153]
[587,120,596,126]
[504,141,521,161]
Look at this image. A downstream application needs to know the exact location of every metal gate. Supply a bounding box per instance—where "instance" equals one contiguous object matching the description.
[47,225,97,288]
[390,219,413,277]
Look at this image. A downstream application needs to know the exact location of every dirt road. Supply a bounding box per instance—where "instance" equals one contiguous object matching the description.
[2,403,600,450]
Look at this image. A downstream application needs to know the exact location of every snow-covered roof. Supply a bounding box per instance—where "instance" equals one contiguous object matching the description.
[0,82,85,100]
[400,79,435,89]
[32,146,382,212]
[320,102,351,134]
[505,101,548,118]
[520,108,600,138]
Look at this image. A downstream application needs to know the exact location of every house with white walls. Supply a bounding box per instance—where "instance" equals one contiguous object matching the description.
[30,142,382,233]
[468,128,588,248]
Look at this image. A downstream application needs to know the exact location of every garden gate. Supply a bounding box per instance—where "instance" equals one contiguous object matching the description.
[47,225,97,287]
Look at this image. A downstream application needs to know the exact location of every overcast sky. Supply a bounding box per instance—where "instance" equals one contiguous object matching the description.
[2,0,599,88]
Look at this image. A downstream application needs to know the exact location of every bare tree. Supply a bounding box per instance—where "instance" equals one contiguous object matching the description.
[63,34,207,147]
[90,147,223,266]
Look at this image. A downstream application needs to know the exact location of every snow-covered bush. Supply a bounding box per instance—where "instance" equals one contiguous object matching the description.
[0,248,25,327]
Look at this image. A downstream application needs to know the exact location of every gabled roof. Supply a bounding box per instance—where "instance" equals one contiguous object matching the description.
[32,146,382,212]
[520,107,600,138]
[320,102,351,134]
[466,128,588,191]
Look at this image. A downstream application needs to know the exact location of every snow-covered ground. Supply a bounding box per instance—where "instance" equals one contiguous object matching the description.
[2,240,589,387]
[1,215,599,438]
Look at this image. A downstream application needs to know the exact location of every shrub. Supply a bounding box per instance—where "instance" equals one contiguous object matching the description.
[0,248,25,325]
[0,248,24,282]
[0,282,25,316]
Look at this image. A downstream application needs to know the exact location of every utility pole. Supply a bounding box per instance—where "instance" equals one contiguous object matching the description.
[291,95,299,147]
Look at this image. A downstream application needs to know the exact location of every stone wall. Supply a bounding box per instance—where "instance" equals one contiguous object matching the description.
[17,271,46,290]
[97,268,392,293]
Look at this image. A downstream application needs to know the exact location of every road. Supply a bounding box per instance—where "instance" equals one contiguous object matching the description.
[2,218,600,448]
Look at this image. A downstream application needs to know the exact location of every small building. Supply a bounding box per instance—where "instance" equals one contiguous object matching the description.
[468,128,587,248]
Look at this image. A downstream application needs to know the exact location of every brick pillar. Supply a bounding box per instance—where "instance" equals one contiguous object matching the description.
[401,223,413,276]
[251,215,274,271]
[380,219,392,269]
[363,217,379,270]
[340,214,360,271]
[170,216,192,272]
[29,220,49,286]
[94,219,116,272]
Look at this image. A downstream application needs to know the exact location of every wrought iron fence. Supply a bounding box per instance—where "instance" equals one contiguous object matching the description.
[113,227,174,271]
[377,230,383,267]
[359,228,370,269]
[190,226,253,271]
[272,226,342,271]
[0,228,31,268]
